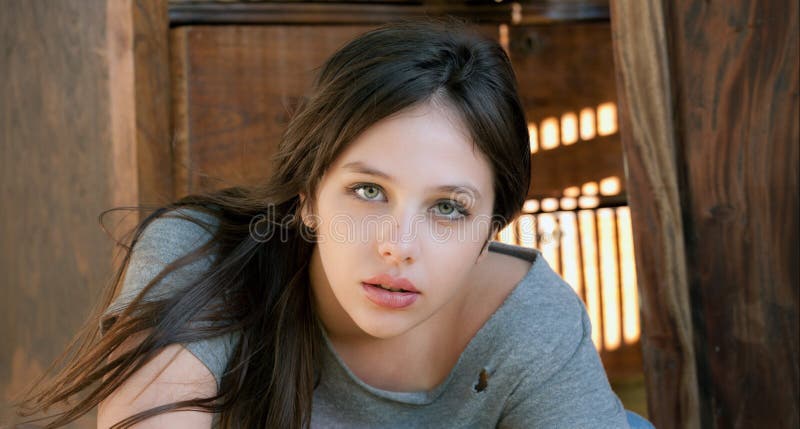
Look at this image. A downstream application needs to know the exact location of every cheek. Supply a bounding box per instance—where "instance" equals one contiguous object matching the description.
[424,241,482,291]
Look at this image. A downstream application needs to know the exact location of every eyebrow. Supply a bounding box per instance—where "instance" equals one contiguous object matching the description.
[341,161,482,199]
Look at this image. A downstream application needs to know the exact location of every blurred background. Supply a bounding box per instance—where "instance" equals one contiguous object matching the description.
[1,1,797,428]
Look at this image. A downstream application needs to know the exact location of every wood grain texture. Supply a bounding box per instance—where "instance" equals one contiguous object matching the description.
[169,23,495,196]
[131,0,174,210]
[667,0,799,427]
[612,0,799,427]
[108,0,173,220]
[509,22,619,125]
[169,25,375,195]
[0,1,113,427]
[166,1,609,26]
[609,1,701,428]
[510,22,626,198]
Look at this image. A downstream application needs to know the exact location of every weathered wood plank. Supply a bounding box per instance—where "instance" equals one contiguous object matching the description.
[0,2,114,427]
[170,25,377,195]
[609,1,701,428]
[131,0,174,210]
[667,0,799,427]
[611,0,799,427]
[166,1,610,26]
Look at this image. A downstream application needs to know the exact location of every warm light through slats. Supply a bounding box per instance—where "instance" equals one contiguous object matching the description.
[540,117,560,150]
[558,211,582,299]
[537,213,560,270]
[598,208,621,351]
[498,24,510,54]
[580,108,596,140]
[616,207,640,344]
[597,102,618,136]
[600,176,621,196]
[528,123,538,153]
[541,198,559,212]
[578,210,602,349]
[523,199,539,213]
[518,214,536,249]
[560,197,578,211]
[578,196,600,209]
[521,205,642,355]
[498,222,516,245]
[561,112,579,145]
[564,186,581,198]
[581,181,599,196]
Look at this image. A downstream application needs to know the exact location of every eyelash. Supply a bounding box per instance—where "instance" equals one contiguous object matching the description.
[346,183,472,221]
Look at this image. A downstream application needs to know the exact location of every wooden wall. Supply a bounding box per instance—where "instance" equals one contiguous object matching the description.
[0,1,171,427]
[611,0,799,428]
[1,2,108,427]
[6,1,796,428]
[170,24,376,195]
[170,22,497,196]
[509,21,625,199]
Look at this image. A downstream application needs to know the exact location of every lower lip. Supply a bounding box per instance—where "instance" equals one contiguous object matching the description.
[361,282,420,309]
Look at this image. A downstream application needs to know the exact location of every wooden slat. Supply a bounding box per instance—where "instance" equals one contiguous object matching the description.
[166,1,610,26]
[609,1,700,428]
[132,0,174,210]
[170,26,192,198]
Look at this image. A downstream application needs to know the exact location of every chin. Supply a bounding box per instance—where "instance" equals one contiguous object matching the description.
[354,314,414,340]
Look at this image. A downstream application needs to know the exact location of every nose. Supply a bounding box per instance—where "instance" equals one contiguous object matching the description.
[376,210,420,265]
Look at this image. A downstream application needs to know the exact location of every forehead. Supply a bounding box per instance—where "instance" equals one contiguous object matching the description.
[326,103,493,193]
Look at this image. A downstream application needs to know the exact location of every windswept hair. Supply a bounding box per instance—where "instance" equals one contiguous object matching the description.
[15,17,530,428]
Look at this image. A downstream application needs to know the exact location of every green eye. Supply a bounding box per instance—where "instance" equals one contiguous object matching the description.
[361,186,380,200]
[437,202,455,215]
[349,183,384,201]
[433,201,469,220]
[347,184,470,221]
[363,185,380,199]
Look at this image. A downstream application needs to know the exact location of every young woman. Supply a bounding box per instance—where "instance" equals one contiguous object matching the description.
[17,18,651,429]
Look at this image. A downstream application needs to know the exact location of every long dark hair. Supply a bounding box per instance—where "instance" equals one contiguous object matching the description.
[15,17,531,428]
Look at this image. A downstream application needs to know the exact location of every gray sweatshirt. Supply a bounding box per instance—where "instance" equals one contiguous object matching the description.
[101,209,630,428]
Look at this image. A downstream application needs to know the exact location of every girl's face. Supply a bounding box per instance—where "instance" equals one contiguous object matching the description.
[305,102,496,342]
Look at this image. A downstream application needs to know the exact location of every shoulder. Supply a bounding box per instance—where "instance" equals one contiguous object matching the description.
[103,207,223,323]
[490,249,626,428]
[133,207,221,258]
[102,207,237,391]
[492,245,588,371]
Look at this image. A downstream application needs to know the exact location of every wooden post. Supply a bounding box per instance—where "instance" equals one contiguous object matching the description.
[611,0,798,427]
[0,1,171,426]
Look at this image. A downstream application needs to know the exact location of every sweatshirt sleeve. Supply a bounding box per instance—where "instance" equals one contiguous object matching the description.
[497,299,630,429]
[99,208,239,391]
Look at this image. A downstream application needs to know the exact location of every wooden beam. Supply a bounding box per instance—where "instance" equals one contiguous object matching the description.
[612,0,799,427]
[609,1,700,428]
[132,0,174,209]
[107,0,173,218]
[166,1,610,26]
[664,0,799,427]
[0,1,113,427]
[107,0,173,268]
